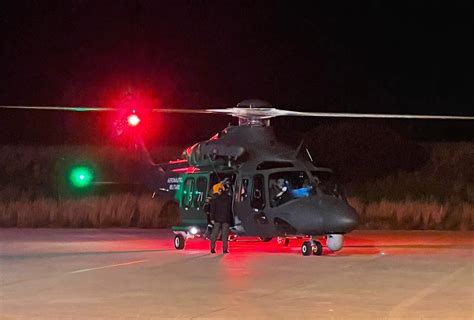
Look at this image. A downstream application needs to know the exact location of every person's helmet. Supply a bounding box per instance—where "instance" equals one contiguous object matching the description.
[212,182,224,195]
[212,178,230,195]
[277,178,286,188]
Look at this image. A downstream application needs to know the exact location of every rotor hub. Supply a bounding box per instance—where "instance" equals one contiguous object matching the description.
[236,99,272,109]
[235,99,273,126]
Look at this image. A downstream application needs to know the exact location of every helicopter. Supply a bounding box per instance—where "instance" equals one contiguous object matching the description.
[1,99,473,256]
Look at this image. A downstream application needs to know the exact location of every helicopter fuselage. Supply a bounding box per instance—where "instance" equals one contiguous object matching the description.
[150,124,359,255]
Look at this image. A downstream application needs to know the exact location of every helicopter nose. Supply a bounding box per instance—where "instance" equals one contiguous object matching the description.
[271,196,359,235]
[325,205,359,233]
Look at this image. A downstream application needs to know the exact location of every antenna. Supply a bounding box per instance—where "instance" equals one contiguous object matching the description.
[294,139,304,159]
[305,148,314,162]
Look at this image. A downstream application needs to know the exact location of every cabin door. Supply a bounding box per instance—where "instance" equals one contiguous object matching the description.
[234,174,272,236]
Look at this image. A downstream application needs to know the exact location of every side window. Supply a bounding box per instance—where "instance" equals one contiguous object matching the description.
[194,177,208,208]
[182,178,195,208]
[251,174,265,210]
[269,171,312,207]
[239,178,249,202]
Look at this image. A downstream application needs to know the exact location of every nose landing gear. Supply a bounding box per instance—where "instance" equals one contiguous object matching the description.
[301,239,323,256]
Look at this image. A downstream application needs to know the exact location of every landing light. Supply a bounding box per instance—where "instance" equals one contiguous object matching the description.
[189,227,199,235]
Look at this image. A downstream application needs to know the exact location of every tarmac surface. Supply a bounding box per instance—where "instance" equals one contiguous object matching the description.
[0,229,473,319]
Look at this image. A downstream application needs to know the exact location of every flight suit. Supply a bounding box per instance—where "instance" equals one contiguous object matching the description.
[209,189,233,253]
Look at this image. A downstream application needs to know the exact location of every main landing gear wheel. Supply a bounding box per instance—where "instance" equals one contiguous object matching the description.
[301,241,312,256]
[174,234,185,250]
[312,241,323,256]
[301,240,323,256]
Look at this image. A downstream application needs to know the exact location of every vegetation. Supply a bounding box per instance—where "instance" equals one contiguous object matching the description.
[0,194,179,228]
[349,198,473,231]
[348,142,474,230]
[352,142,474,203]
[0,143,472,230]
[0,145,181,228]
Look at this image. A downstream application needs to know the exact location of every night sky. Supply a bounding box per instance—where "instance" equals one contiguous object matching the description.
[0,1,473,145]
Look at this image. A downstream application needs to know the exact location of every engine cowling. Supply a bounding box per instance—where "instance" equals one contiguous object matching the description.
[182,141,246,166]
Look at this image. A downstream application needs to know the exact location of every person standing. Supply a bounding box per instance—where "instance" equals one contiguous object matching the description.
[209,181,233,254]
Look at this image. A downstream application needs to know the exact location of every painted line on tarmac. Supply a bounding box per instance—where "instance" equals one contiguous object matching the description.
[0,249,174,260]
[69,259,148,274]
[387,265,467,318]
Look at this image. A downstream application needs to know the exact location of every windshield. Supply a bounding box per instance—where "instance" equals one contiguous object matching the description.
[311,171,346,199]
[269,171,312,207]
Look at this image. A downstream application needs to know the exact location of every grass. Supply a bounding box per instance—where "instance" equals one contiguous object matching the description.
[348,198,473,231]
[0,194,179,228]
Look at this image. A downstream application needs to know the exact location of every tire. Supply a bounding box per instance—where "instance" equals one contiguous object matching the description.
[174,234,185,250]
[301,241,312,256]
[312,241,323,256]
[259,237,273,242]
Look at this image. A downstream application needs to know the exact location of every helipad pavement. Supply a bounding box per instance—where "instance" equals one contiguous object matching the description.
[0,229,472,319]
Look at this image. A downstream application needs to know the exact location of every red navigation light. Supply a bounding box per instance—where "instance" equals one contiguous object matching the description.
[127,114,141,127]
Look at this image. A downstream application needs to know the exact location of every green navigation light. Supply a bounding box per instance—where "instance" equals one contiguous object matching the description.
[69,166,94,188]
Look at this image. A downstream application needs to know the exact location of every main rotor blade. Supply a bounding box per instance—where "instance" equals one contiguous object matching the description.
[0,105,116,111]
[2,105,473,120]
[154,107,474,120]
[0,105,225,114]
[151,108,229,114]
[274,109,474,120]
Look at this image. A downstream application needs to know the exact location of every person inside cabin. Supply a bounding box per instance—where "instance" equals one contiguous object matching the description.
[270,178,289,206]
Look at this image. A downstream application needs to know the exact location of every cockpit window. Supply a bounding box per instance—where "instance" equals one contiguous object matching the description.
[312,170,346,199]
[317,181,346,199]
[311,170,332,183]
[269,171,312,207]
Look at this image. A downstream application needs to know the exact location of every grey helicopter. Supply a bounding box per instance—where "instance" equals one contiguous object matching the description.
[1,99,473,255]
